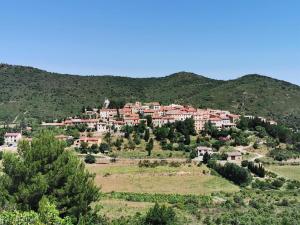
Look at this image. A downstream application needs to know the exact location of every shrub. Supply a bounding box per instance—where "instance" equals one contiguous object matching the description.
[144,203,176,225]
[208,160,252,186]
[85,154,96,164]
[241,160,249,167]
[247,162,265,177]
[169,161,181,167]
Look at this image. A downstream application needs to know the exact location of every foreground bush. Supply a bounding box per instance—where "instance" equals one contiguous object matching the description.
[208,160,252,186]
[0,131,100,223]
[144,203,177,225]
[0,197,72,225]
[85,154,96,164]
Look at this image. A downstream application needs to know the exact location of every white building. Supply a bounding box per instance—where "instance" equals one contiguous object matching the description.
[96,122,108,133]
[4,133,22,146]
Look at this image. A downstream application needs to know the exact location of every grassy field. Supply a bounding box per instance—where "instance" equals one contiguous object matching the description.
[87,162,239,195]
[266,165,300,181]
[100,199,154,219]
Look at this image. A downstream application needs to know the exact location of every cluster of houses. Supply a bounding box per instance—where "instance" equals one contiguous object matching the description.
[2,100,277,151]
[42,101,241,134]
[195,146,242,163]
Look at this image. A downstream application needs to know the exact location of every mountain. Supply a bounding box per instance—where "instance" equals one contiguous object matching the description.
[0,64,300,129]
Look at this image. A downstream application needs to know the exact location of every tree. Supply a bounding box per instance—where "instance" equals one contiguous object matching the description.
[154,126,169,141]
[0,129,5,146]
[136,120,146,134]
[144,203,176,225]
[0,131,100,222]
[146,138,154,156]
[99,143,110,153]
[145,115,153,128]
[255,126,268,138]
[85,154,96,164]
[253,141,259,149]
[184,134,190,145]
[0,197,72,225]
[80,141,89,154]
[237,116,249,130]
[90,144,99,154]
[202,152,211,164]
[114,138,122,150]
[121,125,134,139]
[104,132,112,146]
[133,134,141,145]
[128,139,136,150]
[144,129,150,142]
[203,121,217,136]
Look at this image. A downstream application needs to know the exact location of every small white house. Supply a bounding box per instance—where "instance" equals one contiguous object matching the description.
[4,133,22,146]
[196,146,213,157]
[227,151,242,162]
[96,122,108,133]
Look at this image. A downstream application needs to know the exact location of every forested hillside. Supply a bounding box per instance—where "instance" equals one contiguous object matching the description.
[0,64,300,128]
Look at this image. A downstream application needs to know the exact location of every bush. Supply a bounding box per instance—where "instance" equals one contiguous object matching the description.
[169,161,181,167]
[144,203,176,225]
[208,160,252,186]
[247,162,265,177]
[84,154,96,164]
[241,160,249,167]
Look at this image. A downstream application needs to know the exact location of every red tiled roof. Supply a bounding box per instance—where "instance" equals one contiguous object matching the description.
[4,133,21,137]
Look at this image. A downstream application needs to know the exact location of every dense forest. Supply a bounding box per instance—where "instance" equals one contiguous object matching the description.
[1,64,300,129]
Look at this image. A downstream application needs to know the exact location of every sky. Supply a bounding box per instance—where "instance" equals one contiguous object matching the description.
[0,0,300,85]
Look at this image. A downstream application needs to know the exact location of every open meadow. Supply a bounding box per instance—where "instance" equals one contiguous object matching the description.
[87,161,239,195]
[266,165,300,181]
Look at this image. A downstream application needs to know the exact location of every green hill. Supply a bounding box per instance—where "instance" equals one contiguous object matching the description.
[0,64,300,128]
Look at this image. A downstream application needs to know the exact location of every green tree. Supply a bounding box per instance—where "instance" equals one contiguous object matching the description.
[237,116,249,130]
[90,144,99,154]
[128,139,136,150]
[144,203,176,225]
[144,129,150,142]
[85,154,96,164]
[121,125,134,139]
[146,138,154,156]
[133,134,141,145]
[104,132,112,146]
[145,115,153,128]
[154,126,169,141]
[255,126,268,138]
[0,131,100,222]
[99,143,110,153]
[114,138,122,150]
[184,133,190,145]
[80,141,89,154]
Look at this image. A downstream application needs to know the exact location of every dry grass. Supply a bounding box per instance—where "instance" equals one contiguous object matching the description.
[87,162,239,195]
[266,165,300,181]
[100,199,153,219]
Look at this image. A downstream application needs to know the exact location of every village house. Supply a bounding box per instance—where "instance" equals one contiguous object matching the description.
[196,146,214,157]
[227,151,242,162]
[4,132,22,146]
[75,137,101,147]
[96,122,108,133]
[41,100,279,137]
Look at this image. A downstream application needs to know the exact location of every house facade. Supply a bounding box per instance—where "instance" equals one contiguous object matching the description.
[4,133,22,146]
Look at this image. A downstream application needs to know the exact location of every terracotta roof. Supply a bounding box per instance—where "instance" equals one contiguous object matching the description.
[227,151,242,156]
[4,133,21,137]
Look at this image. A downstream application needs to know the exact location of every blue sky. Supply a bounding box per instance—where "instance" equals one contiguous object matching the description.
[0,0,300,85]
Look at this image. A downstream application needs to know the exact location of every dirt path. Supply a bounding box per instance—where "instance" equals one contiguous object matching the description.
[235,145,264,161]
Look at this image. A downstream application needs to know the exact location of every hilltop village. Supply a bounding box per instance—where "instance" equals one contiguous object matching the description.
[43,100,241,132]
[3,100,277,161]
[2,101,300,225]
